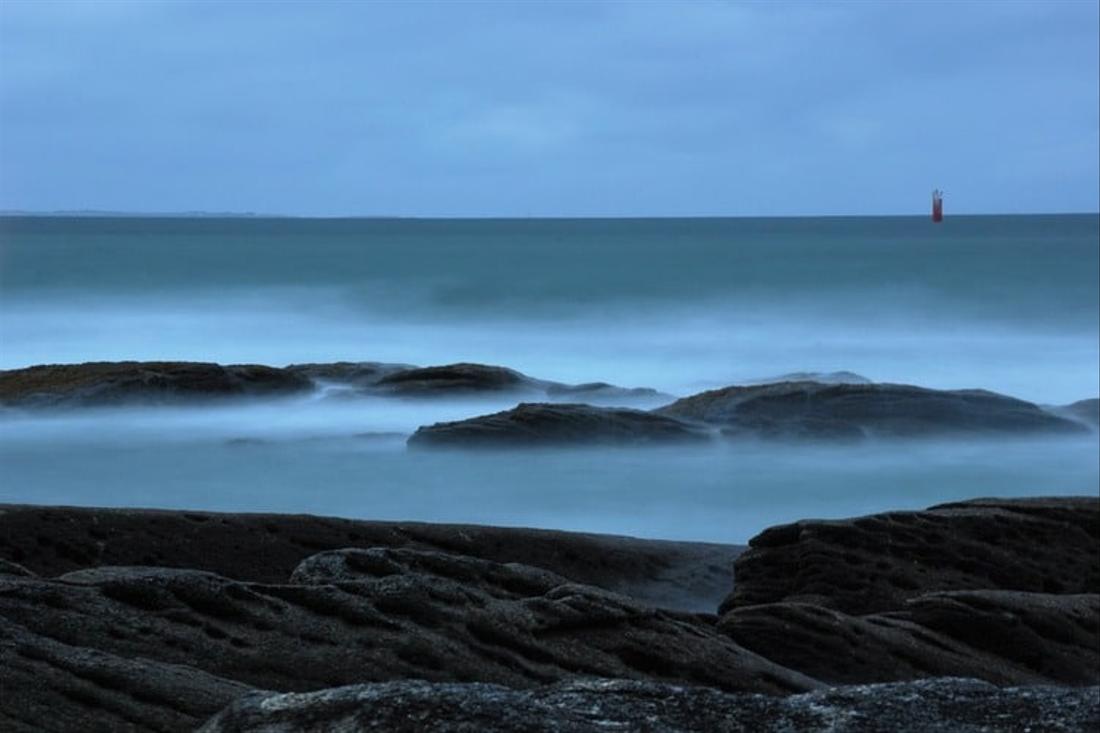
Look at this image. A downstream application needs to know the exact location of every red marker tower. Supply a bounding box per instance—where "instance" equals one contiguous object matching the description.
[931,189,944,223]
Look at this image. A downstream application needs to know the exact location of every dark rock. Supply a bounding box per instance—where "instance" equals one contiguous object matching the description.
[724,497,1099,615]
[198,677,1100,733]
[373,362,542,396]
[0,557,816,702]
[0,616,256,733]
[718,594,1099,686]
[545,382,670,404]
[0,361,311,408]
[0,559,35,577]
[285,361,414,387]
[746,370,873,385]
[0,504,742,613]
[656,382,1085,439]
[717,497,1100,688]
[903,591,1100,684]
[1054,397,1100,428]
[408,402,712,448]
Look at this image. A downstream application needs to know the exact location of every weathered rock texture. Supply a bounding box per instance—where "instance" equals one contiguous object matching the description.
[0,554,811,730]
[409,402,711,448]
[724,497,1098,614]
[0,362,311,408]
[1,498,1096,732]
[0,505,739,612]
[657,382,1085,439]
[718,497,1100,688]
[1,360,664,408]
[198,677,1100,733]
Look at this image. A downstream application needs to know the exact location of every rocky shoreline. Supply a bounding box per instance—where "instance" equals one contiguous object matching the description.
[2,361,1096,447]
[1,497,1096,731]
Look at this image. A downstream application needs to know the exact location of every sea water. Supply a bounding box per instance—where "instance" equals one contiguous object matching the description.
[1,215,1097,542]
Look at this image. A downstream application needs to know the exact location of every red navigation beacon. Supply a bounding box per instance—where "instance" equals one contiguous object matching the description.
[932,189,944,223]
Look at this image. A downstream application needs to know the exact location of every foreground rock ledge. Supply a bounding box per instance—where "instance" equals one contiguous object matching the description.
[198,678,1100,733]
[1,498,1096,732]
[717,496,1100,688]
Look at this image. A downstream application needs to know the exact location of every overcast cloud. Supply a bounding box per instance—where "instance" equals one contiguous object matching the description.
[0,0,1096,216]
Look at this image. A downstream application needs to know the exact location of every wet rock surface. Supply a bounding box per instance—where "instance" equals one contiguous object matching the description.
[0,616,255,733]
[1,498,1096,732]
[0,504,739,612]
[656,382,1085,439]
[0,361,311,408]
[717,497,1099,689]
[199,677,1100,733]
[409,402,712,447]
[0,359,666,408]
[724,496,1098,615]
[0,552,810,731]
[718,592,1100,687]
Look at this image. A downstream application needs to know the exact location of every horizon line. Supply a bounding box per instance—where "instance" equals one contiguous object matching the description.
[2,209,1098,220]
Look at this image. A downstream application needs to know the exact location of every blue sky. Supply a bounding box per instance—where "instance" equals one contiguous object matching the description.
[0,0,1097,216]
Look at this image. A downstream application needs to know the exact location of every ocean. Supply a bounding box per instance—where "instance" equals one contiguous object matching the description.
[1,214,1097,542]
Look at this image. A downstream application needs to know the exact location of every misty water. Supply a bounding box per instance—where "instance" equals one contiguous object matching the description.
[1,215,1097,542]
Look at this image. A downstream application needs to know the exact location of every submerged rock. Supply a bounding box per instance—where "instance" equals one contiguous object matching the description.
[656,381,1085,439]
[198,677,1100,733]
[0,361,311,408]
[408,402,712,448]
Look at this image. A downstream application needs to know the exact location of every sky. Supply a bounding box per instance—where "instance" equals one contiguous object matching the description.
[0,0,1097,217]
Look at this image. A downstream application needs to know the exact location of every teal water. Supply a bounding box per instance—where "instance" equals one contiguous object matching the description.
[2,214,1097,400]
[1,214,1097,541]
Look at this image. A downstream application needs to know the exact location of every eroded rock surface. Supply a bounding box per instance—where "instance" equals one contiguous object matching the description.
[719,593,1099,687]
[409,402,711,448]
[0,617,256,733]
[0,553,815,730]
[0,504,739,612]
[656,382,1085,439]
[0,362,311,408]
[2,499,1096,732]
[198,677,1100,733]
[717,497,1100,688]
[1,359,667,409]
[724,496,1099,615]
